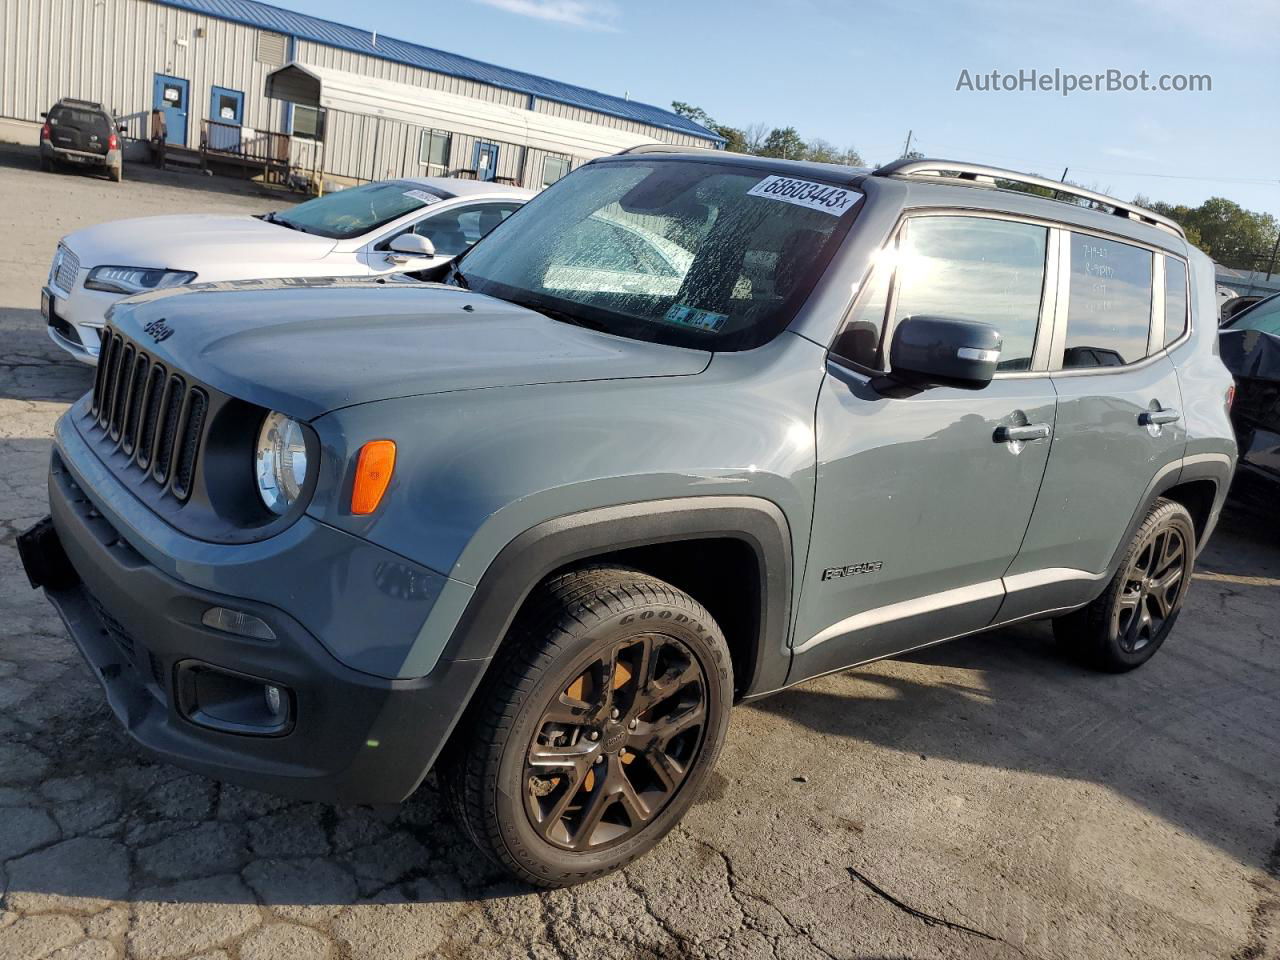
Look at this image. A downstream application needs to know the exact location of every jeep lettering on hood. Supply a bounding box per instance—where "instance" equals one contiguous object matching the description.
[106,279,712,419]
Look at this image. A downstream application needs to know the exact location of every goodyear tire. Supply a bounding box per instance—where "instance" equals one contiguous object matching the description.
[441,564,733,887]
[1053,498,1196,672]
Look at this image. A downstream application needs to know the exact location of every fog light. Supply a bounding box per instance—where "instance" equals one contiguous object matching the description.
[264,684,283,718]
[175,660,293,736]
[201,606,276,640]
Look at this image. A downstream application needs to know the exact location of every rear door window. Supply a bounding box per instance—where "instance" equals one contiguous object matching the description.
[1061,234,1153,367]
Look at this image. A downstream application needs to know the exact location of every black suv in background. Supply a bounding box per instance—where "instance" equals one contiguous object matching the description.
[39,98,123,182]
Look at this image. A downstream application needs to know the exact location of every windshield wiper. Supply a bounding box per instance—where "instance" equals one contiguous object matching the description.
[263,211,307,233]
[516,299,610,333]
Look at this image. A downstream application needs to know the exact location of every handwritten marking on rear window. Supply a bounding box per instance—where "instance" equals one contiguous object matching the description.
[746,176,862,216]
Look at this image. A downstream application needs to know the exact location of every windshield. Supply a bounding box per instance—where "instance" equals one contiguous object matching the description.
[274,181,451,239]
[457,159,861,350]
[1227,294,1280,335]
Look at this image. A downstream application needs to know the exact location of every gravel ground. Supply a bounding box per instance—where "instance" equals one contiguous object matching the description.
[1,145,1278,960]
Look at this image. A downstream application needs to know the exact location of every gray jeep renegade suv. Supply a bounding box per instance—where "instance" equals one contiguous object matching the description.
[20,149,1237,886]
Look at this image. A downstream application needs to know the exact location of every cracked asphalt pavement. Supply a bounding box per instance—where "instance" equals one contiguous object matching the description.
[1,144,1279,960]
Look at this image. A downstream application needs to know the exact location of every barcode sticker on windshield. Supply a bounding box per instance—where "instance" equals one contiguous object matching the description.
[664,303,727,333]
[403,189,442,205]
[746,176,861,216]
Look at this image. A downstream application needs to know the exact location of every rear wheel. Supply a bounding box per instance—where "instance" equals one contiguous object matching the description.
[442,565,732,887]
[108,163,122,183]
[1053,498,1195,672]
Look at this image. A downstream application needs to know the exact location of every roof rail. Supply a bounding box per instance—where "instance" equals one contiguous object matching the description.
[873,158,1186,240]
[58,97,103,110]
[616,142,724,156]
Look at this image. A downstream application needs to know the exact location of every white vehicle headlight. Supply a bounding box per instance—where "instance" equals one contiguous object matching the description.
[85,265,197,295]
[254,412,309,515]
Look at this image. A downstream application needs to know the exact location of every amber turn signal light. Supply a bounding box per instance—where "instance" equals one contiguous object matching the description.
[351,440,396,515]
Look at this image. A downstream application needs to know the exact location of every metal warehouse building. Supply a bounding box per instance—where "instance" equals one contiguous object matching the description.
[0,0,723,188]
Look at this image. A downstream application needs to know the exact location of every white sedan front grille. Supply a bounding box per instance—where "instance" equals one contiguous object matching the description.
[50,245,81,296]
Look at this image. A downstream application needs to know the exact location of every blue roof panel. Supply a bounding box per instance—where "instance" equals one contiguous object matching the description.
[154,0,725,143]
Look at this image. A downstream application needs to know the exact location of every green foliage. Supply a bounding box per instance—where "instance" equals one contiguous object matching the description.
[670,103,863,167]
[1138,196,1278,270]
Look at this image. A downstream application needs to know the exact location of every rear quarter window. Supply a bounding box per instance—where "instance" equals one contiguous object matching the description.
[1163,256,1188,347]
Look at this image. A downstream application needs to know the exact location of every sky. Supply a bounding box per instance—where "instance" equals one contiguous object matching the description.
[270,0,1280,219]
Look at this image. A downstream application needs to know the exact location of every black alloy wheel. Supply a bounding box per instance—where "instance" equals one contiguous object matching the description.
[524,632,707,851]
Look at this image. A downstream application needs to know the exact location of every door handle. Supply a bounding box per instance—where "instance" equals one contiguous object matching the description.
[994,423,1051,443]
[1139,408,1180,426]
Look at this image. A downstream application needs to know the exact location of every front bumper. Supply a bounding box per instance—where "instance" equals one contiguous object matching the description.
[19,436,489,805]
[43,274,114,365]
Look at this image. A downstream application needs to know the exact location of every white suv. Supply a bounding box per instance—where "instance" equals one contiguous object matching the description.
[43,177,532,364]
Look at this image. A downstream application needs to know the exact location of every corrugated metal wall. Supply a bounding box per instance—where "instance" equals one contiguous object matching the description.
[1,0,287,142]
[1,0,717,184]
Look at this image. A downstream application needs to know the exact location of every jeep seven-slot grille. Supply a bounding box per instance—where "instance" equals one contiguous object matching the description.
[89,329,206,502]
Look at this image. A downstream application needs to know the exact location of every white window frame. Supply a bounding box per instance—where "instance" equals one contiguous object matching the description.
[419,129,452,175]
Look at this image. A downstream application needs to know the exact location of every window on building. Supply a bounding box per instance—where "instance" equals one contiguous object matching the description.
[419,130,451,171]
[1062,233,1153,367]
[542,155,570,188]
[891,216,1048,371]
[292,105,325,142]
[1163,255,1188,347]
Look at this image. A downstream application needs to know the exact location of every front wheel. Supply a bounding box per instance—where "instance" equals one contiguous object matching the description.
[1053,498,1195,672]
[442,565,733,887]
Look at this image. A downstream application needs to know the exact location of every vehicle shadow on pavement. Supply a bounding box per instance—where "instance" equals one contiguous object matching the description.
[0,142,299,201]
[751,515,1280,885]
[0,308,95,404]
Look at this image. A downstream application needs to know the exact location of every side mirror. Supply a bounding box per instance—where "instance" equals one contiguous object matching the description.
[118,124,128,134]
[886,315,1002,390]
[388,233,436,259]
[40,112,47,119]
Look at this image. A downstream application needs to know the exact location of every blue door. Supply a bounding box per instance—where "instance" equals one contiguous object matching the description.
[207,86,245,151]
[474,141,499,181]
[153,74,189,146]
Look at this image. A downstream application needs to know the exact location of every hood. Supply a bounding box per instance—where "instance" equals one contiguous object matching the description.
[62,215,337,275]
[107,279,712,419]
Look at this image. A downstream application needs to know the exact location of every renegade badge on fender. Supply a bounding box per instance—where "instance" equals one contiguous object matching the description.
[20,149,1236,887]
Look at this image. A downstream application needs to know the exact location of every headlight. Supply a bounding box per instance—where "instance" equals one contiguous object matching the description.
[85,265,197,295]
[254,412,309,515]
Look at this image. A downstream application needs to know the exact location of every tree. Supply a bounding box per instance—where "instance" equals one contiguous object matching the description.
[670,101,865,166]
[1141,196,1278,270]
[759,126,806,160]
[742,122,769,155]
[804,138,865,167]
[671,101,747,154]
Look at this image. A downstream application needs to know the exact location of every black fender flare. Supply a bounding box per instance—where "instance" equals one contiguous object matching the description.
[1104,452,1233,579]
[440,496,794,697]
